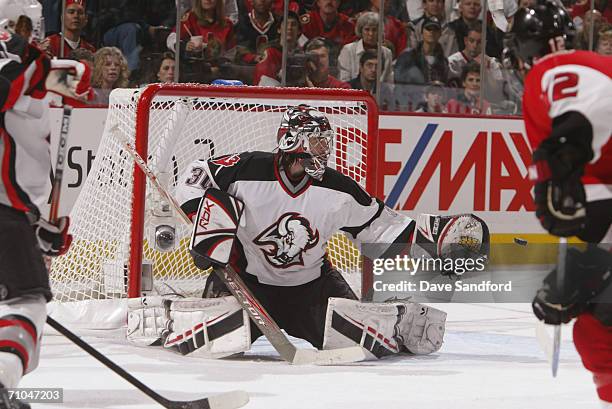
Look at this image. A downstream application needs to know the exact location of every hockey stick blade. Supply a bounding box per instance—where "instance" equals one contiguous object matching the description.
[204,391,250,409]
[164,390,250,409]
[292,346,367,365]
[535,320,554,361]
[535,320,562,377]
[47,317,249,409]
[552,326,561,376]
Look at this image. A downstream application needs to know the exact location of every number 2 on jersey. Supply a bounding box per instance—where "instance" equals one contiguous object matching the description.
[550,72,578,102]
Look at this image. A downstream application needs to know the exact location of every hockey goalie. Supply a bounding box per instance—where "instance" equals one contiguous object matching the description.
[127,105,490,360]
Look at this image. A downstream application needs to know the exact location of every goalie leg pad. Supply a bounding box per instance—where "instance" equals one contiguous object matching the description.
[163,296,250,358]
[323,298,447,359]
[189,188,244,269]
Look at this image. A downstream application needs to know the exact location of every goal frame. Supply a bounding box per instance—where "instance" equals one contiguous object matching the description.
[128,83,380,298]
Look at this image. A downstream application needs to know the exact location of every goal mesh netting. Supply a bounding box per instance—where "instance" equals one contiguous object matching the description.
[49,84,377,306]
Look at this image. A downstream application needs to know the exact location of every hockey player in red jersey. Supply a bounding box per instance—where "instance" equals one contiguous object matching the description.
[504,1,612,405]
[127,104,490,361]
[0,2,91,407]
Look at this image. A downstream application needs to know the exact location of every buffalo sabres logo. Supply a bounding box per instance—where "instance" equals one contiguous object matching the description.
[253,213,319,268]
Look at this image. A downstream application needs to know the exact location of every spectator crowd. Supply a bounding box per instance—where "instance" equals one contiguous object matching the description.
[11,0,612,112]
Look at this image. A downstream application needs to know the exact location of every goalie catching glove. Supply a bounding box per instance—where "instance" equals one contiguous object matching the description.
[410,213,490,277]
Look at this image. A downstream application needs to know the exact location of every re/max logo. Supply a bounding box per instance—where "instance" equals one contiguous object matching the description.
[378,124,535,212]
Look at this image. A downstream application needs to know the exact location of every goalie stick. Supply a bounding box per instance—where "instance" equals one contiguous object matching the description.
[117,126,367,365]
[47,317,249,409]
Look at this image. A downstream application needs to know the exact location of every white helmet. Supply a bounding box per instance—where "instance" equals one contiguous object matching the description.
[0,0,44,42]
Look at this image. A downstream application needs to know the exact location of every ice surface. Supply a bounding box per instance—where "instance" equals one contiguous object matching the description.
[21,302,601,409]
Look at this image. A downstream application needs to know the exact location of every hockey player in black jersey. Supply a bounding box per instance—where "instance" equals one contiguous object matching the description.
[0,2,92,407]
[127,105,490,360]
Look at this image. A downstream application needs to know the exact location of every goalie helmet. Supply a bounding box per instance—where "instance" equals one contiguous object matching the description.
[0,0,44,42]
[502,0,574,73]
[277,104,333,181]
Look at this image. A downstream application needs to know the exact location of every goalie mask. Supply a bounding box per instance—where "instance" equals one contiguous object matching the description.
[277,104,334,181]
[0,0,44,43]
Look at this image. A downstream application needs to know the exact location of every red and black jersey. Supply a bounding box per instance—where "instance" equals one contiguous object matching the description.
[300,11,357,47]
[43,33,96,59]
[253,46,282,85]
[176,151,413,286]
[235,12,280,64]
[523,50,612,196]
[0,31,53,215]
[174,11,236,51]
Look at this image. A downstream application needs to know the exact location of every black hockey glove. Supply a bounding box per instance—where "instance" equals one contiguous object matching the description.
[532,245,612,325]
[33,217,73,257]
[532,140,588,237]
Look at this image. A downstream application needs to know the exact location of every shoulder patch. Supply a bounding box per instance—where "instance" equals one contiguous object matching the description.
[300,14,311,24]
[211,154,241,167]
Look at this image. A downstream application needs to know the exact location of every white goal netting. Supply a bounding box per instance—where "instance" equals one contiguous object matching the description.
[49,84,377,316]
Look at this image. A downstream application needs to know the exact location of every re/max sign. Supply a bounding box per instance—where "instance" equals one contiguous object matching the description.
[376,125,535,212]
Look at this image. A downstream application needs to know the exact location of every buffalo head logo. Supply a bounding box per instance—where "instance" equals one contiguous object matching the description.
[253,212,319,268]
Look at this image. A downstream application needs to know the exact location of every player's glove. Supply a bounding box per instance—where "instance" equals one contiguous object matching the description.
[532,245,612,325]
[531,139,588,237]
[32,217,73,257]
[45,59,93,101]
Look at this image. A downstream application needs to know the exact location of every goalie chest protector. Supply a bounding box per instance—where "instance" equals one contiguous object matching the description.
[176,151,411,287]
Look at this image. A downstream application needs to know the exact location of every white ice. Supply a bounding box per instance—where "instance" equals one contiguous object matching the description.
[21,302,601,409]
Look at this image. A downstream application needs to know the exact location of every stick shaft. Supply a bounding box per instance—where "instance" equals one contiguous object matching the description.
[49,106,73,222]
[551,237,567,377]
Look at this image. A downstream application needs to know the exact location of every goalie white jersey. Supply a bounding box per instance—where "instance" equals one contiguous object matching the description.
[176,151,413,286]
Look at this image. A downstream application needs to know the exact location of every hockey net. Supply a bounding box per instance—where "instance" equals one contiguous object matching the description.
[49,84,378,324]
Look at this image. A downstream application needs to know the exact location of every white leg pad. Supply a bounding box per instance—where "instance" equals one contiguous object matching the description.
[163,296,250,358]
[323,298,447,359]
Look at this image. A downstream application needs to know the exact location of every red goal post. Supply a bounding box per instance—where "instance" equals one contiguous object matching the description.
[50,83,379,306]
